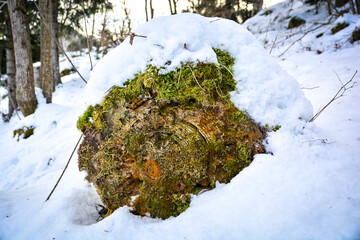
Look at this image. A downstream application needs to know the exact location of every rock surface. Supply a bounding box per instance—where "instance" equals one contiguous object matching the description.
[77,49,266,219]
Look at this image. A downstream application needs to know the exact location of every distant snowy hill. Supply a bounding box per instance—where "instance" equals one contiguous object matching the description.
[1,4,360,240]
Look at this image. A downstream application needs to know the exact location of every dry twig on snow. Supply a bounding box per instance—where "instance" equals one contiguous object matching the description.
[309,70,358,123]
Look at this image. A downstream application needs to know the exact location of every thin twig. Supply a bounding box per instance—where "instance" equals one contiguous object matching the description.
[186,63,206,91]
[33,1,87,84]
[129,33,147,45]
[301,86,320,90]
[209,18,221,23]
[309,70,357,122]
[81,0,93,70]
[269,31,279,54]
[45,134,83,201]
[217,64,235,79]
[279,16,334,58]
[300,138,330,147]
[177,68,182,88]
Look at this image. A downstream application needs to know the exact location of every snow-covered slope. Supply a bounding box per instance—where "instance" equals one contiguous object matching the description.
[244,0,360,153]
[0,10,360,240]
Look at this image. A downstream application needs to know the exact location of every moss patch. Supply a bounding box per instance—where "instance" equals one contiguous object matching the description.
[60,68,75,77]
[352,27,360,42]
[331,22,349,34]
[288,16,306,29]
[13,126,35,141]
[77,49,266,219]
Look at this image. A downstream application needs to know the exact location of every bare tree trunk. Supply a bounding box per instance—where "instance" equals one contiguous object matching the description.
[145,0,149,21]
[168,0,174,14]
[355,0,360,14]
[51,0,61,90]
[150,0,154,19]
[4,7,17,118]
[327,0,332,14]
[8,0,37,116]
[172,0,177,14]
[349,0,356,14]
[40,0,54,103]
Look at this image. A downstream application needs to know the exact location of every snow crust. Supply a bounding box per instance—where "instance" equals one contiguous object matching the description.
[1,11,360,240]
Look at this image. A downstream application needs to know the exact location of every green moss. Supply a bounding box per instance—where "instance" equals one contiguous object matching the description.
[288,16,306,29]
[331,22,349,34]
[76,105,94,130]
[60,68,75,77]
[13,126,35,141]
[78,48,237,132]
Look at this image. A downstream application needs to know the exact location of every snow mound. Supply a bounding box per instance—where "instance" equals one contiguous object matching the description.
[1,12,360,240]
[86,13,313,128]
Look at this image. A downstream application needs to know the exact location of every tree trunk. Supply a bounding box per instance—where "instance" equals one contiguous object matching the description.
[168,0,174,14]
[150,0,154,19]
[7,0,37,116]
[40,0,54,103]
[145,0,149,21]
[349,0,355,14]
[51,0,61,90]
[4,7,17,118]
[172,0,177,14]
[252,0,263,15]
[327,0,332,14]
[355,0,360,14]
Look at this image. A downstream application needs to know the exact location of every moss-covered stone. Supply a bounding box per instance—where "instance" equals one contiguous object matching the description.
[77,49,266,219]
[331,22,349,34]
[13,126,35,141]
[352,27,360,42]
[60,68,75,77]
[288,16,306,29]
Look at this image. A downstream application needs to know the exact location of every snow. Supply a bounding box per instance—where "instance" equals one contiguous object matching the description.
[1,8,360,240]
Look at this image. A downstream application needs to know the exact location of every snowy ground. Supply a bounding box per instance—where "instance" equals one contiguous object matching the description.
[1,3,360,240]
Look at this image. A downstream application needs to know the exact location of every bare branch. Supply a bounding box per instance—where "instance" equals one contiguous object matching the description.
[186,63,206,92]
[45,134,83,201]
[300,138,330,147]
[301,86,320,90]
[309,70,358,122]
[279,16,334,58]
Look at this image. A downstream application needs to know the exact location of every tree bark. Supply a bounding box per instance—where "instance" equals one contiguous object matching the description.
[168,0,174,14]
[51,0,61,90]
[40,0,54,103]
[4,7,17,118]
[150,0,154,19]
[327,0,332,14]
[145,0,148,21]
[172,0,177,14]
[355,0,360,14]
[4,8,17,116]
[7,0,37,116]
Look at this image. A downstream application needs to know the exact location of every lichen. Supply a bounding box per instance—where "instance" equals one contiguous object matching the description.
[77,48,266,219]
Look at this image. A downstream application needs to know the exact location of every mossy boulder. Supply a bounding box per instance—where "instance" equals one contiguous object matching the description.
[352,27,360,42]
[13,126,35,141]
[288,16,306,29]
[331,22,349,34]
[77,49,266,219]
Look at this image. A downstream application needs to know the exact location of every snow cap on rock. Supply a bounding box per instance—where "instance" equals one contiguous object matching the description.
[86,13,313,128]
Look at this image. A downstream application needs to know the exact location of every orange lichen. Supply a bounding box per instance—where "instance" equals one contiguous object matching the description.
[144,158,161,180]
